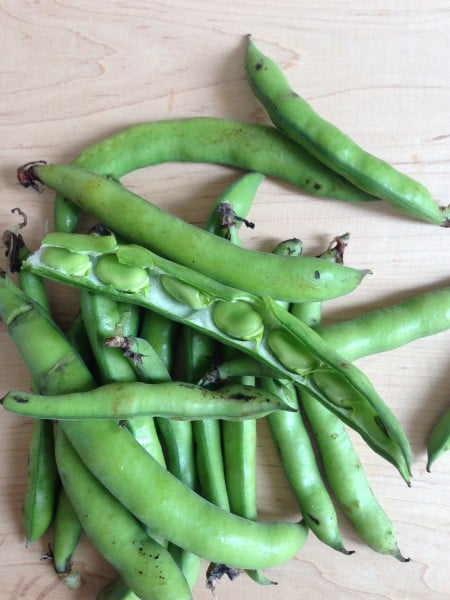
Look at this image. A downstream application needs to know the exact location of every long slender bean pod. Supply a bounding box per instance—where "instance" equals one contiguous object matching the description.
[301,392,408,560]
[60,417,308,570]
[1,240,61,547]
[22,233,411,481]
[265,378,349,553]
[2,381,294,420]
[18,162,371,304]
[245,37,449,226]
[427,406,450,471]
[54,426,193,600]
[51,488,82,589]
[20,417,58,545]
[48,117,377,232]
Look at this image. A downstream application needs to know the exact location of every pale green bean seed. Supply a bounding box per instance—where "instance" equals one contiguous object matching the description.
[94,254,148,293]
[40,247,91,277]
[267,329,317,374]
[161,275,210,310]
[212,300,264,341]
[311,371,359,411]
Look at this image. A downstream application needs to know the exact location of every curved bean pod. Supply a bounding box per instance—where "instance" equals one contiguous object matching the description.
[54,425,193,600]
[19,162,370,304]
[427,407,450,471]
[301,392,408,561]
[245,37,449,227]
[49,117,377,232]
[2,381,295,420]
[23,234,411,481]
[60,418,308,570]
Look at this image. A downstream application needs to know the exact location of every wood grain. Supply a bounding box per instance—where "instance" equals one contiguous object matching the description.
[1,1,449,598]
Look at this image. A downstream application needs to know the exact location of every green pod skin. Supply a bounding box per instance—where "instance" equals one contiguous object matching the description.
[50,117,377,232]
[7,245,60,547]
[23,236,411,482]
[204,172,264,237]
[80,290,167,465]
[60,418,308,570]
[97,577,139,600]
[131,315,200,588]
[54,426,193,600]
[2,381,295,421]
[245,37,449,227]
[265,379,350,553]
[66,311,97,376]
[21,419,58,545]
[80,292,139,384]
[52,488,82,589]
[0,273,95,395]
[105,334,172,384]
[20,163,370,304]
[427,407,450,471]
[138,310,178,372]
[318,286,450,362]
[301,392,408,561]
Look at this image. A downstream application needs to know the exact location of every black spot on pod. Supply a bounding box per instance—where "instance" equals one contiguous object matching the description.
[314,270,321,280]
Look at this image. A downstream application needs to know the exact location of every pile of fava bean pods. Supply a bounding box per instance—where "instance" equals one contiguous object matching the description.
[1,36,449,600]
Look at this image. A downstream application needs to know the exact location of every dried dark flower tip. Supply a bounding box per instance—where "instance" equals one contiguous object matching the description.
[16,161,47,192]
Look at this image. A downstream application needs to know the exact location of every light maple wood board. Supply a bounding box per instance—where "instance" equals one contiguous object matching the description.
[1,2,449,599]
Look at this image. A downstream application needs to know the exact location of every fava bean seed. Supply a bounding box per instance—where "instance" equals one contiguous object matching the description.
[212,300,264,341]
[267,329,317,374]
[161,275,210,310]
[41,247,91,277]
[94,254,148,293]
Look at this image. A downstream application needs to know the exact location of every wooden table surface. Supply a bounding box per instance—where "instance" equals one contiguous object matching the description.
[1,2,449,598]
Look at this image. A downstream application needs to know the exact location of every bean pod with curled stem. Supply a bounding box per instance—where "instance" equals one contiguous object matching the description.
[17,161,371,304]
[245,36,450,227]
[22,231,411,481]
[40,118,378,233]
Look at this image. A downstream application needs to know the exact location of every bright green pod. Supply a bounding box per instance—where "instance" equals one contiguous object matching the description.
[245,36,449,227]
[94,254,148,292]
[161,275,210,310]
[267,329,317,374]
[40,246,91,276]
[212,300,264,341]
